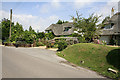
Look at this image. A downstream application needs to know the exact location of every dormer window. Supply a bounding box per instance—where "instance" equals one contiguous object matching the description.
[64,27,71,32]
[104,23,114,29]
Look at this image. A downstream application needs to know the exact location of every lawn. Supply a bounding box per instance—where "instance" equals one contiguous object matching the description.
[57,43,120,79]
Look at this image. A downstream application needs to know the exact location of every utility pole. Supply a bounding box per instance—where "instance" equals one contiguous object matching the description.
[9,9,12,41]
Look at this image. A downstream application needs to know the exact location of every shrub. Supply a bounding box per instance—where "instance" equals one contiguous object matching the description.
[73,40,78,44]
[4,40,12,46]
[67,40,74,45]
[36,42,44,47]
[11,41,16,44]
[53,43,58,48]
[72,33,79,37]
[109,38,115,45]
[16,41,27,47]
[58,41,67,51]
[45,32,55,40]
[46,42,52,48]
[78,36,86,43]
[114,40,118,45]
[55,39,59,43]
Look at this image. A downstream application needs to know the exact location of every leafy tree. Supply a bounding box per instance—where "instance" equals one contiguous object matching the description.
[56,20,69,24]
[11,22,24,41]
[29,26,32,31]
[37,32,45,39]
[1,18,14,40]
[29,26,35,33]
[22,30,36,44]
[64,21,69,23]
[72,12,101,42]
[1,18,38,44]
[45,32,55,40]
[56,20,63,24]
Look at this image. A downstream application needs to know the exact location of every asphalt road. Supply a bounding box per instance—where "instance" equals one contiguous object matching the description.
[2,46,105,78]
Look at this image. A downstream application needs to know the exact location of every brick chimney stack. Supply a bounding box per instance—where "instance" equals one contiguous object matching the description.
[111,7,114,17]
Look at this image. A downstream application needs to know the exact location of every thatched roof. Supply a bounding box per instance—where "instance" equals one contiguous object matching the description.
[45,22,75,36]
[101,12,120,35]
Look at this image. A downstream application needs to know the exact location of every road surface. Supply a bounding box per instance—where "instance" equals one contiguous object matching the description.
[2,46,105,78]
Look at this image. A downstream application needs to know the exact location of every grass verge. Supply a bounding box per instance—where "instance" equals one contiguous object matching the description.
[56,43,120,79]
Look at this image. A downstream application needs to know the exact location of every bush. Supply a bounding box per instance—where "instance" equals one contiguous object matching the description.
[53,43,58,48]
[72,33,79,37]
[46,42,52,48]
[58,41,67,51]
[16,41,27,47]
[36,42,44,47]
[11,41,16,44]
[45,32,55,40]
[4,40,12,46]
[114,40,118,45]
[109,38,115,45]
[78,36,86,43]
[67,40,74,45]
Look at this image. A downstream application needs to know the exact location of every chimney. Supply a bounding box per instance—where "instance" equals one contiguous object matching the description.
[111,7,114,17]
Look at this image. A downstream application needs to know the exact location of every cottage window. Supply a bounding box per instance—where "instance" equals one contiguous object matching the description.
[104,23,114,29]
[64,27,71,32]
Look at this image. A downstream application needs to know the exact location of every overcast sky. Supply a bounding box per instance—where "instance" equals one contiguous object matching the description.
[0,0,119,32]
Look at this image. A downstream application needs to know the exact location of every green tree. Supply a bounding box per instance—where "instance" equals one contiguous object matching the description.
[45,32,55,40]
[1,18,14,40]
[22,29,36,44]
[56,20,63,24]
[29,26,35,33]
[64,21,69,23]
[37,32,45,39]
[72,12,101,42]
[1,18,38,44]
[29,26,32,31]
[11,22,24,41]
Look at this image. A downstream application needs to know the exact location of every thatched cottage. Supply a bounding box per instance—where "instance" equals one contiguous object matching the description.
[45,22,79,42]
[45,22,75,36]
[99,12,120,45]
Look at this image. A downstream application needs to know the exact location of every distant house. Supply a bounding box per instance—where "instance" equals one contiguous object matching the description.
[99,12,120,45]
[45,22,79,42]
[45,22,75,37]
